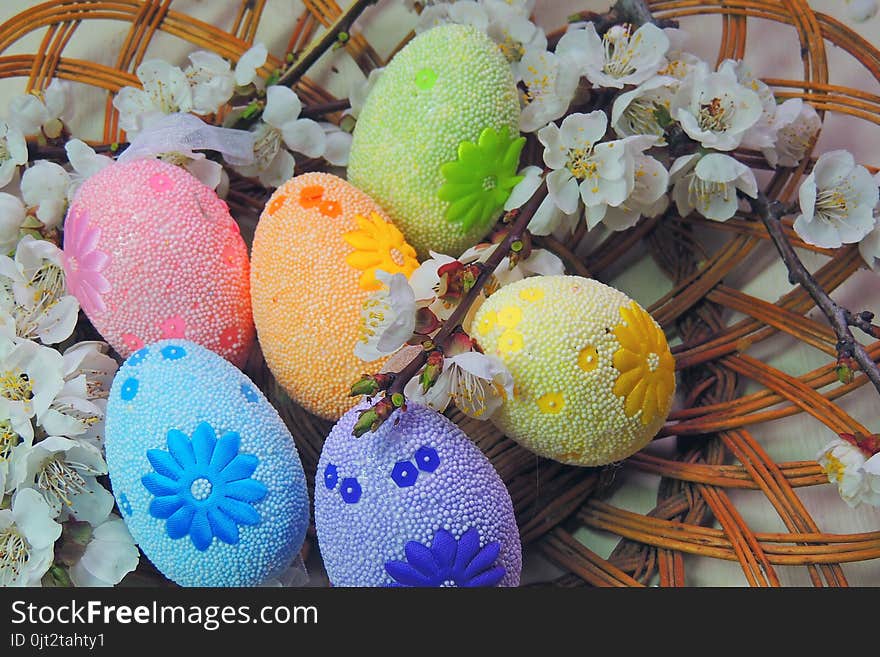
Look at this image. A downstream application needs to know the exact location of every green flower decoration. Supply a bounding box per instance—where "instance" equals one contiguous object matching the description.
[438,127,526,231]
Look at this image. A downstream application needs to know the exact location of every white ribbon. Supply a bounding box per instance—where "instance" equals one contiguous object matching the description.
[117,112,255,166]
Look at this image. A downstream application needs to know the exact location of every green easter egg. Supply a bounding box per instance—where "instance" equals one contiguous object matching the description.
[348,24,522,257]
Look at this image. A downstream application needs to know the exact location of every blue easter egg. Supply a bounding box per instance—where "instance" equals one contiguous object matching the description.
[105,339,309,586]
[315,402,521,587]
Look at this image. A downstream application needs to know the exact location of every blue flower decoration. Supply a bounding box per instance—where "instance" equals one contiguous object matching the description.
[128,348,149,366]
[391,461,418,488]
[161,344,186,360]
[324,463,338,490]
[414,446,440,472]
[240,383,259,403]
[141,422,268,552]
[118,493,133,517]
[340,477,361,504]
[385,528,505,587]
[120,378,139,401]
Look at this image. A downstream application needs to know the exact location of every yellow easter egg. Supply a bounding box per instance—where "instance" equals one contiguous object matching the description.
[472,275,675,466]
[251,173,419,420]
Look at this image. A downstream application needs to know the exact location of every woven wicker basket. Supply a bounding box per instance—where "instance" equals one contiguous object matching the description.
[3,0,879,587]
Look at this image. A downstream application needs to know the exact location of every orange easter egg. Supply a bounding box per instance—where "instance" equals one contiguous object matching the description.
[251,173,419,420]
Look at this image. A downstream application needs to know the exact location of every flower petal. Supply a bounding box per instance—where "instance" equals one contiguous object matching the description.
[224,478,268,503]
[219,453,259,483]
[462,540,501,581]
[385,560,432,586]
[141,473,181,497]
[282,118,326,159]
[217,498,261,525]
[431,529,457,570]
[189,508,213,551]
[165,429,196,469]
[462,565,505,587]
[148,495,184,519]
[207,507,239,545]
[146,448,183,480]
[191,422,217,467]
[404,540,440,578]
[164,504,195,539]
[210,431,240,472]
[453,527,481,574]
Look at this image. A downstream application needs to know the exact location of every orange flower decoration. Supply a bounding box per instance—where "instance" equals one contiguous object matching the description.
[299,184,342,218]
[342,212,419,291]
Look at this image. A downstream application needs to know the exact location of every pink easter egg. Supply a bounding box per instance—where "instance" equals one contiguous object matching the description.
[62,159,254,367]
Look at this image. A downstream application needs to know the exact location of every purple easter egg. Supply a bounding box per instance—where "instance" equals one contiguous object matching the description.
[315,402,521,587]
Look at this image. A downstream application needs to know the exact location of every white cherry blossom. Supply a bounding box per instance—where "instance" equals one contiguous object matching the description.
[604,145,669,231]
[354,271,416,362]
[670,60,762,151]
[0,235,79,344]
[671,152,758,222]
[846,0,878,23]
[817,437,876,507]
[405,350,513,419]
[0,336,64,441]
[20,161,70,229]
[65,139,113,203]
[10,435,114,525]
[559,22,670,89]
[8,79,71,138]
[538,111,631,224]
[234,43,268,87]
[113,60,193,136]
[0,192,26,255]
[794,150,878,248]
[611,75,676,143]
[0,488,62,586]
[68,514,139,587]
[186,50,235,115]
[233,85,326,188]
[0,121,28,188]
[517,48,579,133]
[762,101,821,169]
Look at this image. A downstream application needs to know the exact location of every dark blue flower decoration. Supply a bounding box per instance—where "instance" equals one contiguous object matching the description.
[384,528,505,587]
[141,422,268,551]
[391,461,418,487]
[324,463,338,490]
[118,493,133,516]
[414,446,440,473]
[128,348,149,366]
[120,377,139,401]
[240,383,259,403]
[161,344,186,360]
[339,477,361,504]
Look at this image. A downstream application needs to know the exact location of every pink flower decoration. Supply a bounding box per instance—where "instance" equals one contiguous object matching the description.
[160,315,187,339]
[121,333,144,351]
[149,173,173,193]
[62,205,112,315]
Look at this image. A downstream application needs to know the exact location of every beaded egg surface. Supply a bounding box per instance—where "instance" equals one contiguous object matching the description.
[315,402,521,587]
[104,339,309,587]
[250,172,419,420]
[348,24,522,257]
[62,159,254,367]
[472,275,676,466]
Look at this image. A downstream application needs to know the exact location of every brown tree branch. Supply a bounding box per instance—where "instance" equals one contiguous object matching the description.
[385,182,549,399]
[750,192,880,395]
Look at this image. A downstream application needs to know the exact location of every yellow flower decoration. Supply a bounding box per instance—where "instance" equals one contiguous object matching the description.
[343,212,419,291]
[497,328,523,355]
[612,301,675,425]
[519,287,544,302]
[476,310,497,336]
[497,305,522,329]
[536,391,565,414]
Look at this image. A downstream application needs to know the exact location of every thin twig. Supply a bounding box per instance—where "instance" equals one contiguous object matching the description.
[276,0,376,89]
[384,182,550,398]
[750,192,880,395]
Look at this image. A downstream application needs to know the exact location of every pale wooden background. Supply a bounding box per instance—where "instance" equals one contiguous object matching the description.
[0,0,877,586]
